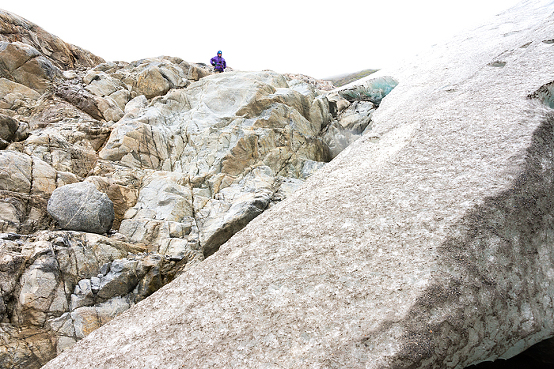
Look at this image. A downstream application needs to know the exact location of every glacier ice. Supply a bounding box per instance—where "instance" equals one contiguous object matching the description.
[338,76,398,106]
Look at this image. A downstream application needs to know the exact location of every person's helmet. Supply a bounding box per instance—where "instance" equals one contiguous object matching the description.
[217,50,222,55]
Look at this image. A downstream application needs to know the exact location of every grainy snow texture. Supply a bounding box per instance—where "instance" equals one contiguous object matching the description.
[43,1,554,368]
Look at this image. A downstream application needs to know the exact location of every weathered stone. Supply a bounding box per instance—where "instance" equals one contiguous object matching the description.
[177,59,212,81]
[84,176,138,229]
[70,279,94,311]
[47,313,77,353]
[15,253,60,326]
[0,324,56,369]
[0,192,54,234]
[105,71,330,259]
[70,296,131,339]
[199,189,272,257]
[123,94,147,116]
[123,171,193,222]
[0,151,74,233]
[136,67,171,98]
[0,241,28,320]
[96,258,144,300]
[20,119,110,176]
[0,150,32,193]
[31,155,57,196]
[0,77,40,101]
[83,71,120,97]
[78,58,198,103]
[47,182,114,234]
[55,81,104,121]
[1,229,167,368]
[109,88,131,111]
[133,254,164,299]
[94,95,124,122]
[326,91,350,116]
[49,281,69,314]
[0,41,61,92]
[56,171,79,188]
[13,120,29,142]
[131,61,190,98]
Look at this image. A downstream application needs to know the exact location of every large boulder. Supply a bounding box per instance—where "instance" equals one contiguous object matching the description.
[47,182,114,234]
[41,1,554,369]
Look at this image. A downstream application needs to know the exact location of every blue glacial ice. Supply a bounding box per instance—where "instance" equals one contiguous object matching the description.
[338,76,398,106]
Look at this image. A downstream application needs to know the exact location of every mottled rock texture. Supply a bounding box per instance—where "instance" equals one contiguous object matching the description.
[41,1,554,368]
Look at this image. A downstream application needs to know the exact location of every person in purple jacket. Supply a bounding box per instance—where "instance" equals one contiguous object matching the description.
[210,50,226,73]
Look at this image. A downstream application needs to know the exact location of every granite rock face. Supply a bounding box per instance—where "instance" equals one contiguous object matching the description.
[41,1,554,369]
[0,9,374,369]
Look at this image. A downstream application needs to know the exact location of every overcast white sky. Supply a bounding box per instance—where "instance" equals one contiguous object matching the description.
[5,0,522,79]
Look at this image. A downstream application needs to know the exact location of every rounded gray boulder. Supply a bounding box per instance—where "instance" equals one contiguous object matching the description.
[47,182,114,234]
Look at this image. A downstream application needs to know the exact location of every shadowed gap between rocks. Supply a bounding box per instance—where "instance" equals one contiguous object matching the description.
[467,336,554,368]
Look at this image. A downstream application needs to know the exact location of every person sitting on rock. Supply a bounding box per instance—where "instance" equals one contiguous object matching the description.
[210,50,226,73]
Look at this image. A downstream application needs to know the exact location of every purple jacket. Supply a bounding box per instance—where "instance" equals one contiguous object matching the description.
[210,55,226,71]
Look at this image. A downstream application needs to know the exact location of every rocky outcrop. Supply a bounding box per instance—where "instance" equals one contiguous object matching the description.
[0,231,174,368]
[40,1,554,369]
[0,62,340,366]
[0,8,381,368]
[0,9,104,71]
